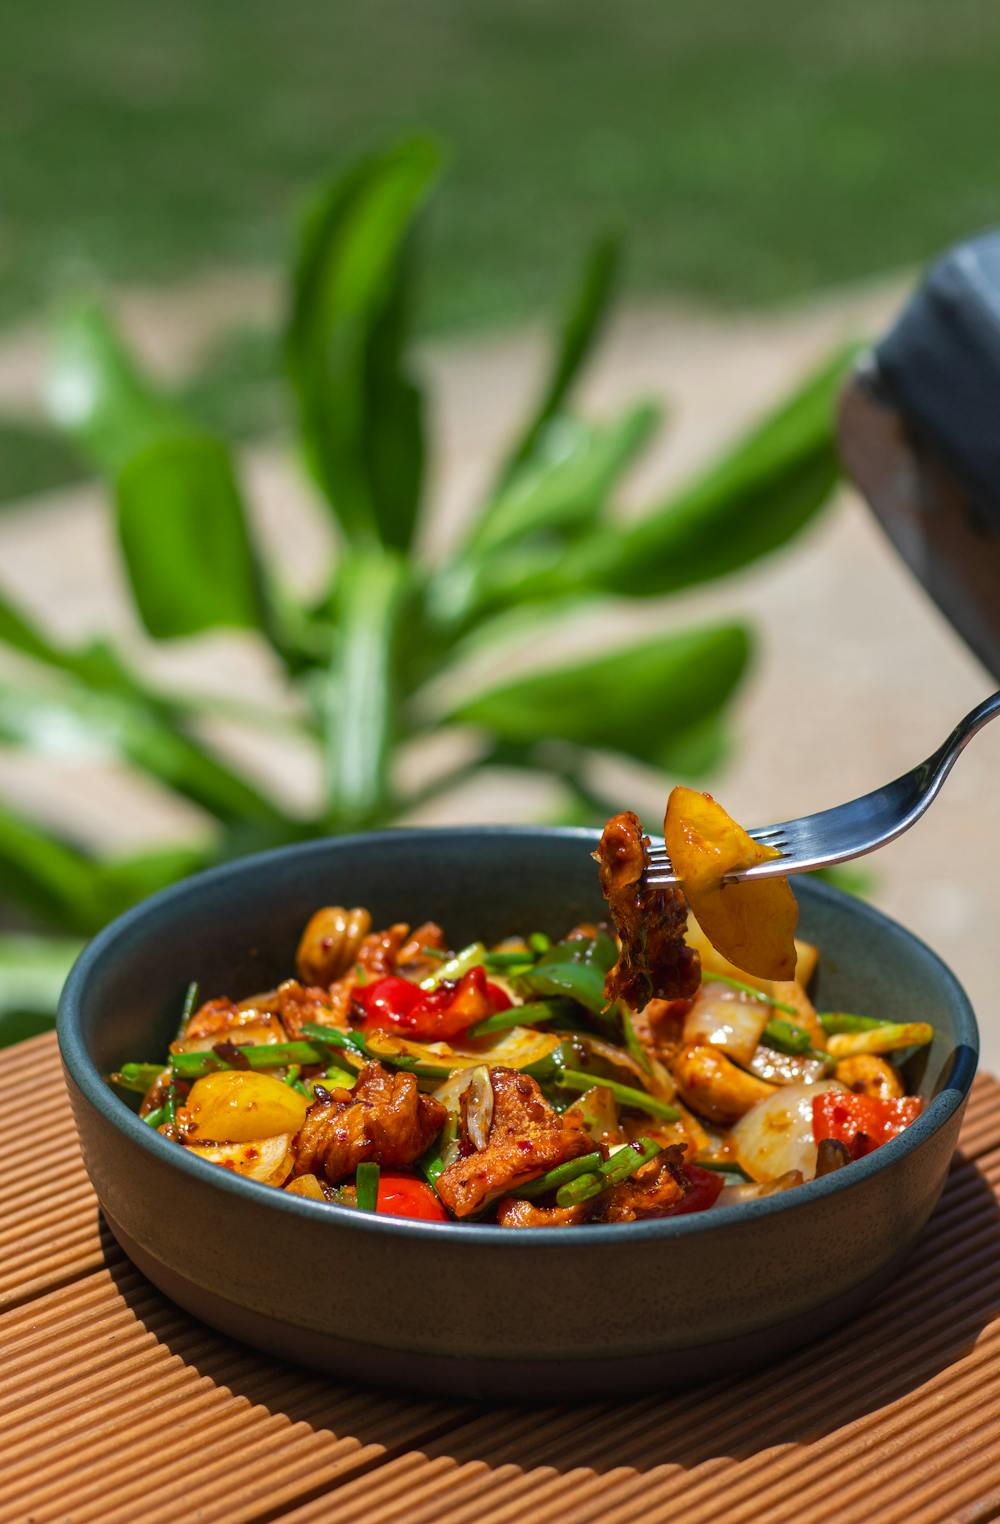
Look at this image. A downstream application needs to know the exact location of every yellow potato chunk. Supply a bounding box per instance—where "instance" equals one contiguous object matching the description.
[684,914,824,1045]
[186,1070,309,1143]
[665,786,798,980]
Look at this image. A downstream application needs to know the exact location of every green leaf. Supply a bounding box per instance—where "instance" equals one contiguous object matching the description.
[0,676,290,829]
[286,137,439,549]
[449,621,751,771]
[0,934,82,1022]
[324,548,409,828]
[465,401,660,558]
[116,435,266,638]
[0,803,102,933]
[581,344,855,598]
[496,233,622,489]
[0,586,79,674]
[45,301,187,475]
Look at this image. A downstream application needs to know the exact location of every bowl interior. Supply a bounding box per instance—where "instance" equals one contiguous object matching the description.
[63,826,976,1117]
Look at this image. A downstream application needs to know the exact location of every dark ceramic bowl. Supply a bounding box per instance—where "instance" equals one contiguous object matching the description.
[58,827,978,1401]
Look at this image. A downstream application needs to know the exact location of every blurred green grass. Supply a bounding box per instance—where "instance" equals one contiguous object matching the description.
[1,0,998,506]
[2,0,999,332]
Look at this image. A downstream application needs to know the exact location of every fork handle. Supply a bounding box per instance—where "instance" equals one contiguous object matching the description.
[929,689,1000,792]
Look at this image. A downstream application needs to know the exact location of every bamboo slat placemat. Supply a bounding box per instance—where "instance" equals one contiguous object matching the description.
[3,1030,1000,1524]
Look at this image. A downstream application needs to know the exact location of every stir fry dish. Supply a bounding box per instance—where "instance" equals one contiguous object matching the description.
[110,792,932,1228]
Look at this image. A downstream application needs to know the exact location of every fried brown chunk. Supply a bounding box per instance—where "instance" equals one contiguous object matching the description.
[596,1145,688,1222]
[357,923,411,977]
[496,1200,592,1229]
[436,1067,590,1219]
[272,978,352,1038]
[594,811,700,1009]
[292,1062,446,1184]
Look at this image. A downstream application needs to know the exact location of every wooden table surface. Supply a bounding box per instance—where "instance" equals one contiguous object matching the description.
[3,1031,1000,1524]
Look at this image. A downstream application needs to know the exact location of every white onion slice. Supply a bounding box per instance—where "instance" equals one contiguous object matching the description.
[465,1066,495,1150]
[683,983,769,1067]
[730,1081,844,1182]
[184,1132,295,1186]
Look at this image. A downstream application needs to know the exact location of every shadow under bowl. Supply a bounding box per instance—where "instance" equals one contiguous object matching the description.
[57,827,978,1400]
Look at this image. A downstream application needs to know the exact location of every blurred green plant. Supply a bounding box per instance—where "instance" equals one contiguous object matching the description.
[0,137,851,1043]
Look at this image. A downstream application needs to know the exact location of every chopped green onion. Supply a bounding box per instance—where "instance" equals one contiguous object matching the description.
[761,1016,814,1054]
[355,1162,380,1212]
[466,999,573,1039]
[419,941,486,991]
[555,1069,679,1121]
[555,1137,664,1207]
[622,1009,652,1074]
[513,1151,603,1201]
[820,1011,892,1034]
[142,1106,167,1129]
[110,1063,164,1095]
[705,973,798,1016]
[528,932,551,955]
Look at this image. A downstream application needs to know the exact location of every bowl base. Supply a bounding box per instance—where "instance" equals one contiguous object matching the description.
[105,1210,915,1402]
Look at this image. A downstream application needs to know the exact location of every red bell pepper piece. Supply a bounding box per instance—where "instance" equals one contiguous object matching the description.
[356,967,511,1041]
[812,1089,921,1160]
[665,1162,724,1215]
[374,1172,450,1222]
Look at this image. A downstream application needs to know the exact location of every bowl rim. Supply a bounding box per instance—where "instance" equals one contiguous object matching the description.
[58,825,980,1247]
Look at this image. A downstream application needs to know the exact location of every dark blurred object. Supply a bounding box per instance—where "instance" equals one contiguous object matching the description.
[838,232,1000,679]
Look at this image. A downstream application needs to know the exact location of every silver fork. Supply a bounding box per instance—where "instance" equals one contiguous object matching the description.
[644,689,1000,886]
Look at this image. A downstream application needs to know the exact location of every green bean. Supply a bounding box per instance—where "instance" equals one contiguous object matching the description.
[482,950,535,970]
[696,1157,752,1179]
[171,1039,330,1079]
[178,980,200,1036]
[819,1011,892,1034]
[466,999,573,1038]
[420,1116,459,1190]
[110,1063,164,1095]
[355,1162,380,1213]
[555,1137,664,1207]
[513,1151,603,1201]
[705,973,798,1016]
[622,1009,652,1074]
[554,1069,679,1121]
[142,1106,167,1129]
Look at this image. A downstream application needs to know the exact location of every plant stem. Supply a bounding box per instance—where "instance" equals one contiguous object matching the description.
[324,548,407,830]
